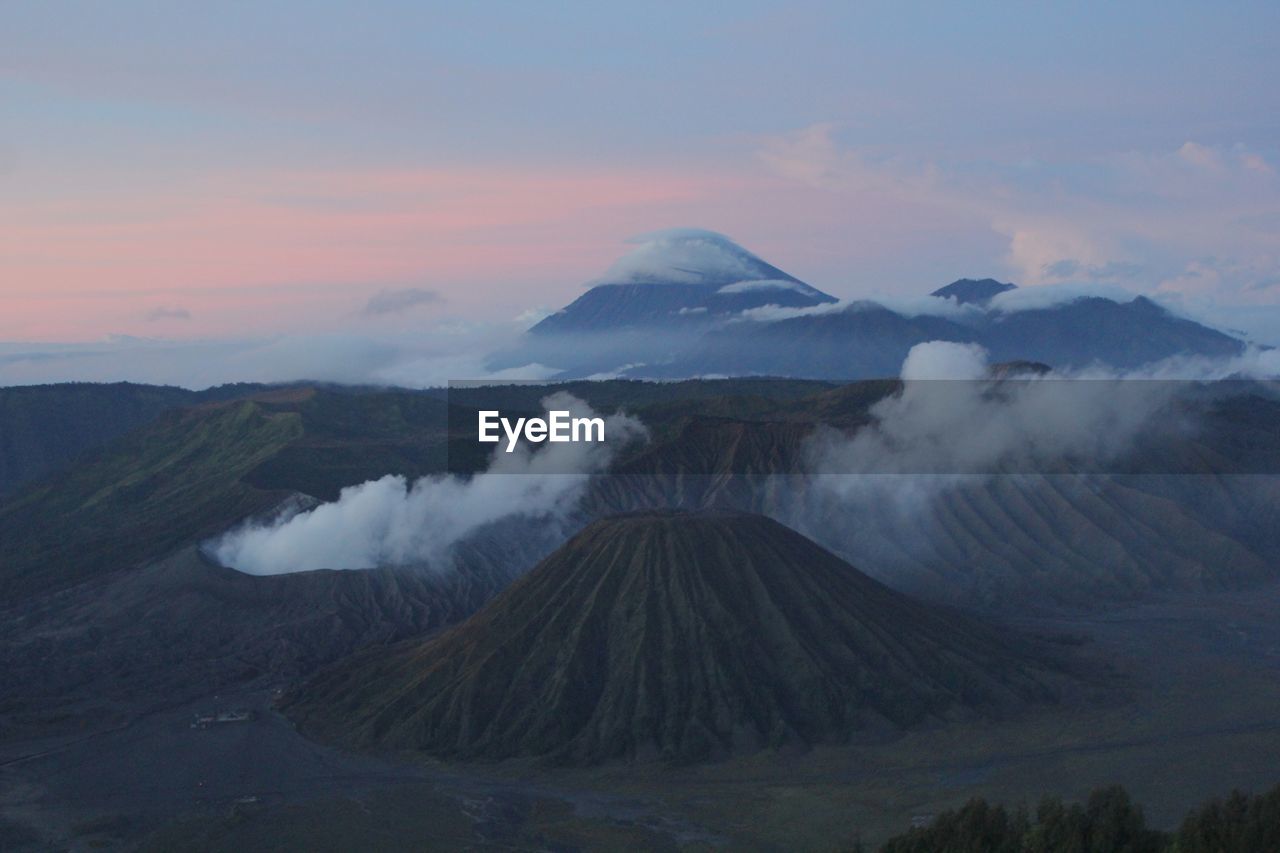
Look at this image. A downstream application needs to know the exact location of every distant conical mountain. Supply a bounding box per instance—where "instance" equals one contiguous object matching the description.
[507,231,1249,379]
[530,230,836,334]
[284,511,1058,765]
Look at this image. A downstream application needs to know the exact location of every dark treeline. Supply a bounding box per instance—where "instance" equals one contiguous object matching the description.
[872,782,1280,852]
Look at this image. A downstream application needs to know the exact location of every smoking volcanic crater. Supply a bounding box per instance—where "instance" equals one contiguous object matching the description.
[283,510,1063,765]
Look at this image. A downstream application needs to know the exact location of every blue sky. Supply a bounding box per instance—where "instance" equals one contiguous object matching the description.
[3,1,1279,352]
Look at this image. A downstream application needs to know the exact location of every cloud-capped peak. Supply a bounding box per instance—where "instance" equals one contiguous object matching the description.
[595,228,802,288]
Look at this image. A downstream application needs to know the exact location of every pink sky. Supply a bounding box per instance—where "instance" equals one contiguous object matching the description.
[5,3,1279,349]
[6,131,1279,346]
[2,167,731,340]
[3,155,1005,342]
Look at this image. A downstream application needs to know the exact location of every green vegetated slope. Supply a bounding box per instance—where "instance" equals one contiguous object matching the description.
[285,511,1060,765]
[0,378,851,604]
[0,376,769,596]
[238,387,454,500]
[0,386,461,603]
[0,399,302,601]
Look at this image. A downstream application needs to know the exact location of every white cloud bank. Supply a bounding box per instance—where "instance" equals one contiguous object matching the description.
[987,283,1141,313]
[0,324,560,390]
[596,228,790,286]
[809,341,1280,498]
[730,295,980,324]
[717,279,813,295]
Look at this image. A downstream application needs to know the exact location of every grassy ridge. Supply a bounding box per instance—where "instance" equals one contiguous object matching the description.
[0,400,303,601]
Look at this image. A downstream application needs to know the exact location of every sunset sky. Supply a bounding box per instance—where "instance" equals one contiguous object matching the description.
[4,1,1280,352]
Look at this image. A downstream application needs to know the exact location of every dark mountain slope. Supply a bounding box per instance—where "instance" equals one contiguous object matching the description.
[285,511,1059,765]
[983,296,1245,368]
[528,272,1248,380]
[530,280,835,334]
[931,278,1016,305]
[0,542,526,740]
[583,386,1280,608]
[803,473,1276,609]
[646,294,1247,380]
[646,302,977,379]
[530,231,835,335]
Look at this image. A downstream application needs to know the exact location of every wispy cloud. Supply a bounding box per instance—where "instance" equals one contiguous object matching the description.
[756,125,1280,311]
[144,305,191,322]
[3,166,724,341]
[362,287,441,316]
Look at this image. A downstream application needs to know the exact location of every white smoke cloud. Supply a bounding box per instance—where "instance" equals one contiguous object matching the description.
[790,341,1280,603]
[211,394,646,575]
[802,340,1280,548]
[899,340,989,380]
[808,342,1192,507]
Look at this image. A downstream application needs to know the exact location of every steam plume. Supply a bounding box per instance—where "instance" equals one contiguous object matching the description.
[211,394,645,575]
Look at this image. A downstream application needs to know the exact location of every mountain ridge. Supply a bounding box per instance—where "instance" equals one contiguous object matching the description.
[509,231,1250,378]
[530,230,837,334]
[283,510,1061,765]
[931,277,1017,305]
